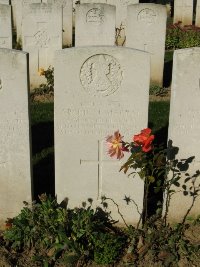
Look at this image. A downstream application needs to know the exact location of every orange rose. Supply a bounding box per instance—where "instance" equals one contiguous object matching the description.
[133,128,154,152]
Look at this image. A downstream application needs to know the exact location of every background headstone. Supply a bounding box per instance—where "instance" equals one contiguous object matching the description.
[126,3,167,86]
[80,0,139,46]
[173,0,193,25]
[195,0,200,26]
[54,46,150,225]
[75,3,116,46]
[15,0,41,43]
[0,4,12,48]
[22,3,62,88]
[45,0,73,47]
[0,0,10,4]
[167,47,200,222]
[0,49,32,226]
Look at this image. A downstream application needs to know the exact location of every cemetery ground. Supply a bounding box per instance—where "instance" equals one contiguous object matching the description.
[0,91,200,266]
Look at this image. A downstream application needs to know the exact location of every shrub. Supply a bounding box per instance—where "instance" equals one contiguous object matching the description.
[166,22,200,50]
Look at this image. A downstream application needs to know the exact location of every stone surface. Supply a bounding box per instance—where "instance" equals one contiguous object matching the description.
[126,3,167,86]
[0,49,32,225]
[45,0,73,47]
[22,3,62,88]
[80,0,139,46]
[15,0,42,43]
[54,46,150,225]
[173,0,193,25]
[166,47,200,222]
[75,3,115,46]
[0,0,10,4]
[0,4,12,48]
[195,0,200,26]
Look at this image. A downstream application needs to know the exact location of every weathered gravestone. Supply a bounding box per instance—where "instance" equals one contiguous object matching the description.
[22,3,62,88]
[166,47,200,222]
[0,49,32,226]
[15,0,42,43]
[75,3,116,46]
[0,4,12,49]
[0,0,10,4]
[173,0,193,25]
[80,0,139,46]
[195,0,200,26]
[54,46,150,224]
[126,3,167,86]
[43,0,73,47]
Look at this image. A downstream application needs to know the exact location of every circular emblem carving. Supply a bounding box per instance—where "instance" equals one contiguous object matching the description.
[86,8,104,24]
[137,8,157,25]
[34,29,50,48]
[80,54,123,97]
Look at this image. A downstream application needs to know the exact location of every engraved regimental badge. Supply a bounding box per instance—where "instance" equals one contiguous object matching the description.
[80,54,123,97]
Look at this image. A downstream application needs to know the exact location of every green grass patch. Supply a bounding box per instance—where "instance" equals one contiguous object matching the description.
[30,102,54,125]
[148,101,170,133]
[165,50,174,63]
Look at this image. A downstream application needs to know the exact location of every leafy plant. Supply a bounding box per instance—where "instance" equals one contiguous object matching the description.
[30,66,54,100]
[93,232,126,264]
[149,85,169,97]
[166,22,200,50]
[4,194,68,264]
[3,196,127,265]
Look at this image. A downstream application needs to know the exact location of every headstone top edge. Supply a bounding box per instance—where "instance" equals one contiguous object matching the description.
[78,3,116,8]
[128,3,167,10]
[0,48,28,56]
[55,46,151,56]
[174,47,200,55]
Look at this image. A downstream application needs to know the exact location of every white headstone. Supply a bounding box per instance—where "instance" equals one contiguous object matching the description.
[45,0,73,47]
[173,0,193,25]
[15,0,42,43]
[54,46,150,225]
[75,3,116,46]
[195,0,200,27]
[80,0,139,46]
[167,47,200,222]
[0,49,32,226]
[0,4,12,49]
[0,0,10,4]
[126,4,167,86]
[22,3,62,88]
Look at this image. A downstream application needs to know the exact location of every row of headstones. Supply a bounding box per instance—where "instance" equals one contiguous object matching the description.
[0,0,139,50]
[174,0,200,26]
[0,1,167,87]
[1,45,200,226]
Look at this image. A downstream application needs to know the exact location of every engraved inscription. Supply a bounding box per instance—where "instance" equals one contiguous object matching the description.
[137,8,157,24]
[86,8,104,24]
[80,54,123,97]
[57,107,141,136]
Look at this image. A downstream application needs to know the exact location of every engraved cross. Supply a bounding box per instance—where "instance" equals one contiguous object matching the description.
[80,140,120,199]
